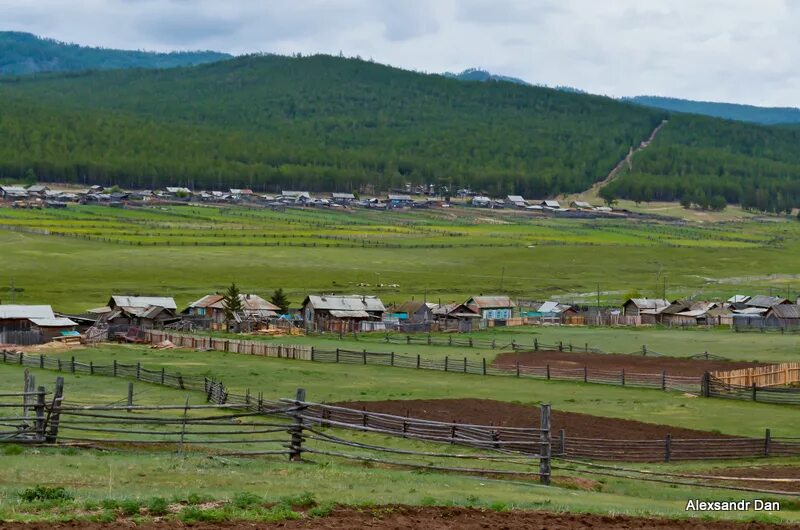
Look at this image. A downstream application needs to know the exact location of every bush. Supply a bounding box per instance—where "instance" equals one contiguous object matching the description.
[308,502,335,518]
[18,486,73,503]
[118,499,143,516]
[2,444,24,456]
[232,492,262,509]
[279,491,316,509]
[146,497,169,516]
[180,506,227,524]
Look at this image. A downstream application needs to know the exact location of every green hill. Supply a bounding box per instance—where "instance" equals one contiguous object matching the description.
[627,95,800,126]
[0,53,664,195]
[1,52,799,208]
[0,31,230,75]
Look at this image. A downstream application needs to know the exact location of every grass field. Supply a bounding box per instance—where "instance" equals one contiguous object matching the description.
[1,357,798,524]
[1,204,799,312]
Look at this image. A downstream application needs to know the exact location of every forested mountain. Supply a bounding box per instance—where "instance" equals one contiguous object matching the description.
[604,114,800,212]
[0,32,230,75]
[627,96,800,125]
[1,51,799,208]
[0,54,664,195]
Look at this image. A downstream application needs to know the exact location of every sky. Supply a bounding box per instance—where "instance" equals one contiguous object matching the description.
[2,0,800,107]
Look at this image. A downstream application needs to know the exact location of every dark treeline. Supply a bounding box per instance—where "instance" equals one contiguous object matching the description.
[0,31,230,75]
[604,115,800,212]
[0,54,663,195]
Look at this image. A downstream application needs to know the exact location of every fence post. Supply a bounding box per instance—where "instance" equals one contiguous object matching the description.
[19,351,24,365]
[444,356,449,372]
[558,341,563,352]
[534,338,538,350]
[621,369,625,386]
[416,354,420,369]
[161,368,165,384]
[664,433,672,462]
[701,372,710,397]
[539,404,551,485]
[583,366,588,383]
[289,388,306,461]
[70,356,75,373]
[39,354,44,369]
[516,361,520,377]
[336,348,340,363]
[427,335,432,346]
[546,364,551,380]
[310,346,315,362]
[89,361,94,375]
[127,382,134,412]
[406,335,411,345]
[482,357,486,375]
[390,352,395,367]
[178,376,184,390]
[35,385,46,442]
[642,345,647,356]
[661,370,667,391]
[113,359,117,377]
[585,343,588,353]
[362,349,367,365]
[751,383,757,402]
[136,362,141,380]
[45,377,64,443]
[764,428,771,456]
[559,428,566,457]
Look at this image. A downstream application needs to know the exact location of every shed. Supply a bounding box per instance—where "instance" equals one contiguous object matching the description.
[764,304,800,329]
[0,305,77,343]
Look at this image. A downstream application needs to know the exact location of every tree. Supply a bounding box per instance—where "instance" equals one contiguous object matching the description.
[679,195,692,209]
[270,288,290,314]
[222,282,243,326]
[708,195,727,211]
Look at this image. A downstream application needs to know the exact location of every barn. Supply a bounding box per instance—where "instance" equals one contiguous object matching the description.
[302,295,385,333]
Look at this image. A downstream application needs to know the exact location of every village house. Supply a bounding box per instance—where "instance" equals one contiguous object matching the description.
[570,200,595,210]
[302,295,385,333]
[387,194,415,208]
[506,195,527,208]
[464,296,516,325]
[26,184,49,198]
[523,301,578,324]
[0,305,77,344]
[92,295,179,330]
[0,185,29,201]
[471,196,492,208]
[331,192,356,205]
[279,191,311,204]
[431,302,481,332]
[183,293,280,329]
[540,200,561,210]
[745,295,791,309]
[391,301,436,324]
[764,304,800,330]
[660,300,720,326]
[621,298,669,324]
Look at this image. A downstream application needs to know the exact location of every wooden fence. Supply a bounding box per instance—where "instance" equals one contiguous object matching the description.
[146,331,312,360]
[712,362,800,388]
[2,350,799,463]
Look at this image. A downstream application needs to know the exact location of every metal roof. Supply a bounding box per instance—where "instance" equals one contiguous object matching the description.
[29,317,78,327]
[541,200,561,208]
[388,194,413,201]
[727,295,751,303]
[0,305,55,319]
[305,295,385,312]
[625,298,669,310]
[111,296,177,310]
[732,307,768,315]
[331,192,355,199]
[507,195,526,203]
[466,296,516,309]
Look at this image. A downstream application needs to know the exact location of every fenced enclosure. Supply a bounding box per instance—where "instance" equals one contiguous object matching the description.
[706,376,800,406]
[0,330,43,346]
[2,349,799,463]
[711,362,800,387]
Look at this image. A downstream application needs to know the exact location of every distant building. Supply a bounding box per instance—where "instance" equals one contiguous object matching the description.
[97,295,179,330]
[540,200,561,210]
[331,192,356,205]
[570,200,594,210]
[387,194,414,208]
[0,305,77,343]
[465,296,516,323]
[506,195,527,208]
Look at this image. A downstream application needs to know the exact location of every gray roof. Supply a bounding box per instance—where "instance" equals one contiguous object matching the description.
[331,192,356,199]
[305,295,385,312]
[0,185,27,193]
[388,194,413,201]
[110,296,177,310]
[0,305,55,319]
[768,304,800,319]
[466,296,516,309]
[507,195,526,203]
[746,295,789,309]
[625,298,669,310]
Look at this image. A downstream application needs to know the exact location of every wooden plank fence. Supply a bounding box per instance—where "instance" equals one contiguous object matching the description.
[712,362,800,388]
[147,330,312,360]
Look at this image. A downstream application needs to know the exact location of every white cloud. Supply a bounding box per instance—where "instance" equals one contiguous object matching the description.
[0,0,798,106]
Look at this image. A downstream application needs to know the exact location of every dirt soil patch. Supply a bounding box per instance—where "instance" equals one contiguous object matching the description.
[3,507,795,530]
[707,465,800,493]
[494,350,768,377]
[334,398,731,440]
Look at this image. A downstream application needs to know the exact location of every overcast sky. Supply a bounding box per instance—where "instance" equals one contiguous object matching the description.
[2,0,800,107]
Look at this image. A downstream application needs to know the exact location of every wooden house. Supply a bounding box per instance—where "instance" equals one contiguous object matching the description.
[0,305,77,344]
[392,301,435,323]
[431,303,481,332]
[302,295,385,333]
[621,298,669,324]
[465,296,516,325]
[331,192,356,205]
[764,304,800,329]
[183,294,280,328]
[98,295,179,330]
[506,195,527,208]
[746,295,791,309]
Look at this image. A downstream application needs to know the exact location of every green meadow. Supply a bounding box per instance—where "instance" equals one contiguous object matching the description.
[0,204,799,313]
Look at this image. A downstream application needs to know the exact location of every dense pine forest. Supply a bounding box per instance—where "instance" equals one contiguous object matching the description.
[0,54,663,195]
[0,51,799,207]
[628,95,800,126]
[0,32,229,75]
